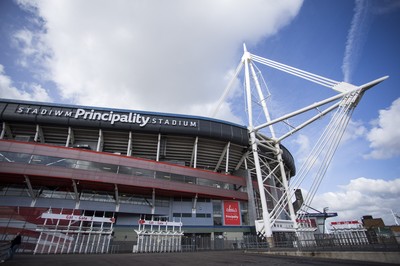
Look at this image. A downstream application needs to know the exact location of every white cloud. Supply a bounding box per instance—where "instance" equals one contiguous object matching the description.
[365,98,400,159]
[291,133,311,162]
[341,119,367,143]
[372,0,400,15]
[12,27,50,71]
[0,64,52,102]
[342,0,372,83]
[13,29,35,55]
[313,177,400,226]
[14,0,303,121]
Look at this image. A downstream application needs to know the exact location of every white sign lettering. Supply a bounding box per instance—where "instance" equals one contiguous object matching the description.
[41,212,115,223]
[225,204,238,213]
[138,219,182,226]
[16,107,197,128]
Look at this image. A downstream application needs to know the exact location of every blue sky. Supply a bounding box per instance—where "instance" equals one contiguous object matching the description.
[0,0,399,225]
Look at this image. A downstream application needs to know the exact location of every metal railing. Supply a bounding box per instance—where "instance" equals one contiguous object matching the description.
[272,232,400,252]
[0,241,10,261]
[179,235,268,252]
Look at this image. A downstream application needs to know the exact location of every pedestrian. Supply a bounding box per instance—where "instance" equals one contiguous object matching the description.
[9,232,21,260]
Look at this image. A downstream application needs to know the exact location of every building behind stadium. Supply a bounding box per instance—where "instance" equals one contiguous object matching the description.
[0,99,296,253]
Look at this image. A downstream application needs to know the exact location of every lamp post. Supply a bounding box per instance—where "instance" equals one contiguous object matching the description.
[322,207,329,236]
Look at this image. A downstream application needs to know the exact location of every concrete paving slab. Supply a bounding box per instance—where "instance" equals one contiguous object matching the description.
[2,251,399,266]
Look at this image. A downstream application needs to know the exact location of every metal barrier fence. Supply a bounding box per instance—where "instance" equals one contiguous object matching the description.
[180,234,268,252]
[0,241,10,261]
[272,232,400,252]
[8,231,398,254]
[112,235,269,253]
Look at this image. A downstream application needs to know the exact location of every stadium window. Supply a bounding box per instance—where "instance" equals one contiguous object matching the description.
[119,166,133,175]
[196,213,211,218]
[173,197,192,202]
[184,176,195,184]
[170,173,183,182]
[212,200,222,215]
[213,216,222,226]
[197,198,210,202]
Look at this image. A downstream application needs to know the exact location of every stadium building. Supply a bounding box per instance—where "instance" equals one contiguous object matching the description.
[0,98,295,253]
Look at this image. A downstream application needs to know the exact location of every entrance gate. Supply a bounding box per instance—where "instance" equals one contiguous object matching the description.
[133,217,183,253]
[34,209,115,254]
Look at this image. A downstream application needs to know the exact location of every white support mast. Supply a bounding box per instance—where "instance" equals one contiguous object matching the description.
[212,44,388,247]
[242,45,274,246]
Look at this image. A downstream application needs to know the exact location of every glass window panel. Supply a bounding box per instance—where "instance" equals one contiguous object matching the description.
[181,197,192,202]
[30,155,54,165]
[156,171,171,180]
[99,163,118,173]
[119,166,133,175]
[170,173,183,182]
[155,199,169,207]
[213,200,222,215]
[5,187,30,197]
[213,216,222,226]
[0,152,31,163]
[45,158,76,167]
[134,169,153,178]
[184,176,195,184]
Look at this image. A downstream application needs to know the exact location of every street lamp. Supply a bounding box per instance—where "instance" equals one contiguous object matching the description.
[322,207,329,236]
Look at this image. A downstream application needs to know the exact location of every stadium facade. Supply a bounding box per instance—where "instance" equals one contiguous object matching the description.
[0,98,295,253]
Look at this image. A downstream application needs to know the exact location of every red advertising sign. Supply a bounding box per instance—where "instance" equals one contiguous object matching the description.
[223,201,241,226]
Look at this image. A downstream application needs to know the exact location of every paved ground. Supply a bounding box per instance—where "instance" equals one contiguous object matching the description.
[2,251,398,266]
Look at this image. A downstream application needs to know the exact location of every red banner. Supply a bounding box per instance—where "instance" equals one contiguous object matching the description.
[223,201,240,225]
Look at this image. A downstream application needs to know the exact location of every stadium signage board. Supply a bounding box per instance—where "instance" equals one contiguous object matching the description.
[41,212,115,223]
[1,99,250,146]
[15,106,198,128]
[223,201,241,226]
[138,219,182,226]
